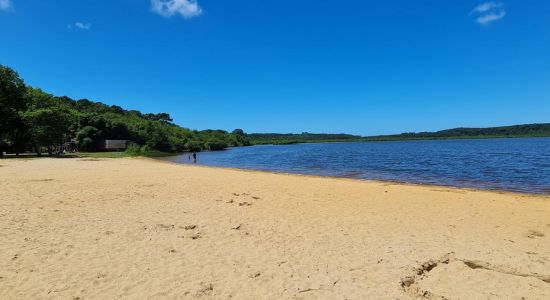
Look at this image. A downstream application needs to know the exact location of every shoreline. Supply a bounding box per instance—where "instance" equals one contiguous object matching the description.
[151,157,550,198]
[2,157,549,299]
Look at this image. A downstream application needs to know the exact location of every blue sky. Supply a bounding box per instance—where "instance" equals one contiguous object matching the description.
[1,0,549,135]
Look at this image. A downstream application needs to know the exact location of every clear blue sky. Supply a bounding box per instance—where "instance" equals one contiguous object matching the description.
[1,0,549,135]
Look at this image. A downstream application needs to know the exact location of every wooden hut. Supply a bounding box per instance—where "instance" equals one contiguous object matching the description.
[103,140,130,151]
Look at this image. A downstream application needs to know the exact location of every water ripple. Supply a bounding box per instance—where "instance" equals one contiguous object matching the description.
[159,138,550,194]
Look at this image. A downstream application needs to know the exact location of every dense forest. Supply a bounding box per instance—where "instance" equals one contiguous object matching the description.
[365,124,550,141]
[249,124,550,145]
[0,65,249,156]
[247,133,364,145]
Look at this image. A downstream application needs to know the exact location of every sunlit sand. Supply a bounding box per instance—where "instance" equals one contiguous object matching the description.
[1,158,549,299]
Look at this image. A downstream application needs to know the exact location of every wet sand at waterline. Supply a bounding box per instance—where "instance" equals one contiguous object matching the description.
[1,158,549,299]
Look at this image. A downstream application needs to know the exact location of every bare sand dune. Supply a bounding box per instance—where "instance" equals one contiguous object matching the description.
[1,158,549,299]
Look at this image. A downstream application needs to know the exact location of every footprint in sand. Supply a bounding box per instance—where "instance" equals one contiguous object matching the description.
[26,178,55,183]
[181,225,197,230]
[401,253,550,299]
[195,283,214,297]
[190,232,202,240]
[176,225,201,239]
[527,230,545,239]
[155,224,175,231]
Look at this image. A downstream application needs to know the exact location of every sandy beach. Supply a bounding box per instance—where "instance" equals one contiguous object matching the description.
[1,157,549,299]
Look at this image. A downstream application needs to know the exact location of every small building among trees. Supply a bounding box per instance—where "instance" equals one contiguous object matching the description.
[61,140,78,152]
[103,140,130,151]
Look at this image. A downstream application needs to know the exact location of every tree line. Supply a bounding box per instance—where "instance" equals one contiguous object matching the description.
[248,124,550,145]
[0,65,250,156]
[247,133,363,145]
[365,124,550,141]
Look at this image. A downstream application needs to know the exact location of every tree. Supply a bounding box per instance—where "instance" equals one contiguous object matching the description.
[232,129,245,136]
[0,65,29,155]
[22,106,75,155]
[144,113,173,124]
[26,87,57,109]
[76,126,100,151]
[1,65,248,154]
[231,128,250,146]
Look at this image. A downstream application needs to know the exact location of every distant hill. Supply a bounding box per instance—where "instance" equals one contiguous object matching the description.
[248,124,550,145]
[247,133,364,145]
[366,123,550,141]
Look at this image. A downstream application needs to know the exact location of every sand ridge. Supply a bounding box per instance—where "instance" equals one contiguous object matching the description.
[0,157,549,299]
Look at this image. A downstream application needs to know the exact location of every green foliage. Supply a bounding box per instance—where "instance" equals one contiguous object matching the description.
[248,133,363,145]
[22,106,75,155]
[0,65,251,155]
[26,87,57,109]
[249,125,550,145]
[144,113,173,124]
[232,129,245,136]
[0,66,27,123]
[204,141,228,151]
[365,124,550,141]
[0,65,29,155]
[185,141,203,152]
[5,64,546,156]
[230,128,250,146]
[76,126,99,151]
[124,142,142,155]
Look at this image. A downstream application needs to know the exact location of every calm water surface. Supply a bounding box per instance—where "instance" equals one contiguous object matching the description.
[160,138,550,194]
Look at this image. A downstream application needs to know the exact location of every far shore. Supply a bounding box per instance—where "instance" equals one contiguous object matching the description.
[1,157,549,299]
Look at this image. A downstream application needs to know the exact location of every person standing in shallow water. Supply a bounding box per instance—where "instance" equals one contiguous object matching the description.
[193,152,197,163]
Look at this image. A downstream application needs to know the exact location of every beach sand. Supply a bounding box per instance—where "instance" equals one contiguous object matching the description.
[1,157,549,299]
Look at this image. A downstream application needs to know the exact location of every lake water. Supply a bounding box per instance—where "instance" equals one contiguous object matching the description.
[159,138,550,194]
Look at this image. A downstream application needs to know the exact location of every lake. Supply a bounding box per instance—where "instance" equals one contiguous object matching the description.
[159,138,550,194]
